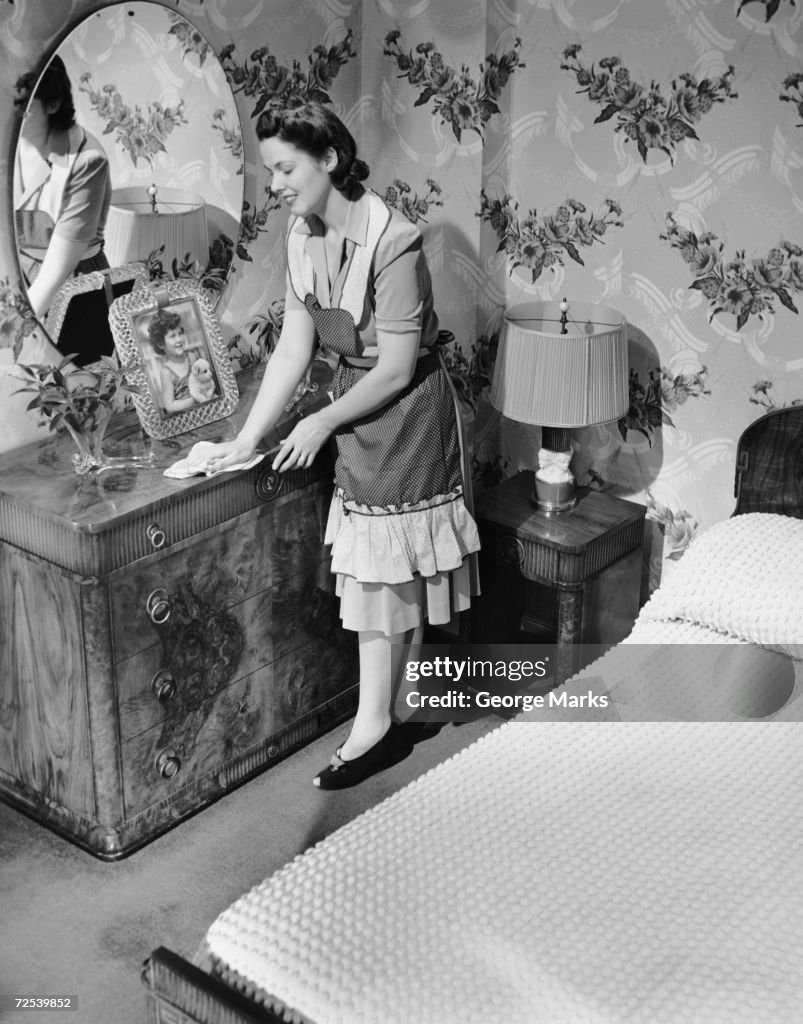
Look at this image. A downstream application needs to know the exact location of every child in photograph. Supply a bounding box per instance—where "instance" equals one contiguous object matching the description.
[146,308,203,416]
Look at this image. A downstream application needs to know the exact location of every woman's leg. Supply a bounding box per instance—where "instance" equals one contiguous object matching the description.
[338,624,424,761]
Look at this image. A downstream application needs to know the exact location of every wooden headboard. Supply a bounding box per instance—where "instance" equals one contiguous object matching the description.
[733,405,803,518]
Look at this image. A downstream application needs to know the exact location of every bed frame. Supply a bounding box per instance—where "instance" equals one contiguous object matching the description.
[142,404,803,1024]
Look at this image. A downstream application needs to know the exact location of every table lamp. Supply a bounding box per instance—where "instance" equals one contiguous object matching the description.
[490,299,629,513]
[105,185,209,272]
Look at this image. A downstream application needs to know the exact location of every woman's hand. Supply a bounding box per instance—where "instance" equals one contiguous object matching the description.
[272,412,332,473]
[202,437,258,475]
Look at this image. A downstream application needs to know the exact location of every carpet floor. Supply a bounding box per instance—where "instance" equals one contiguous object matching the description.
[0,715,501,1024]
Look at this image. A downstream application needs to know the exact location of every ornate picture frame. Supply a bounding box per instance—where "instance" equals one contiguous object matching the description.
[109,279,239,439]
[44,263,149,365]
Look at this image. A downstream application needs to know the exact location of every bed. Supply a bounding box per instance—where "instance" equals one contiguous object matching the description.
[144,404,803,1024]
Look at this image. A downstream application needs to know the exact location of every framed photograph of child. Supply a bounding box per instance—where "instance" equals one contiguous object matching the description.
[109,279,239,439]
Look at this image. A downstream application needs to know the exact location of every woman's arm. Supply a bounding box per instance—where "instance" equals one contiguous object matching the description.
[27,234,88,319]
[273,238,425,473]
[204,308,317,472]
[29,147,111,320]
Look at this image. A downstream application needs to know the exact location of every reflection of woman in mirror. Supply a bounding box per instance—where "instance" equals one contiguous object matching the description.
[146,308,203,416]
[14,56,112,322]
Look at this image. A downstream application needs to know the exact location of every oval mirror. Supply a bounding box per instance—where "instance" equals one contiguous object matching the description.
[13,0,244,366]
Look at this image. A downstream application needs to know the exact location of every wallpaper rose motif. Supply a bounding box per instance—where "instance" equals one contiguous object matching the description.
[479,192,623,282]
[382,179,443,224]
[0,278,38,360]
[560,45,738,163]
[660,213,803,330]
[780,73,803,125]
[619,366,711,445]
[219,31,357,118]
[738,0,796,20]
[79,73,188,168]
[383,31,524,142]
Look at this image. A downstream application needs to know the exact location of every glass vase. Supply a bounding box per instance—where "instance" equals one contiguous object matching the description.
[62,407,154,476]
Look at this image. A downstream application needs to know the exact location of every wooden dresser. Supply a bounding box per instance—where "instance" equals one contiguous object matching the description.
[0,367,357,859]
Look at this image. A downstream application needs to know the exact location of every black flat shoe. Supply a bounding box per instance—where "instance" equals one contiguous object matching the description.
[397,720,443,744]
[314,725,414,790]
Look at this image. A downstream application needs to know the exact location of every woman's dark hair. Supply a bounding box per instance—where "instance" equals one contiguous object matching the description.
[256,102,369,198]
[18,55,77,131]
[147,309,183,355]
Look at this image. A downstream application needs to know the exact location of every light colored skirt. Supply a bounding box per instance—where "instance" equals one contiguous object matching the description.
[334,558,475,636]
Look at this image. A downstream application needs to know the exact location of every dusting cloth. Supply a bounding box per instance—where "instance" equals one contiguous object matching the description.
[163,441,266,479]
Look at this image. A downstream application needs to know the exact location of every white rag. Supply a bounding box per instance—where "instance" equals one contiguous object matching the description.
[163,441,266,479]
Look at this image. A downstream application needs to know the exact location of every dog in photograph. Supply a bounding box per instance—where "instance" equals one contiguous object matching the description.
[188,358,216,404]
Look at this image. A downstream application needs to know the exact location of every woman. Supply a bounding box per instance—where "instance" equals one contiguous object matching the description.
[204,102,481,789]
[14,56,112,340]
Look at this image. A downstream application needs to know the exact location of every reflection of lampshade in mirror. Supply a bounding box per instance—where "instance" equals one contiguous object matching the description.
[105,186,208,273]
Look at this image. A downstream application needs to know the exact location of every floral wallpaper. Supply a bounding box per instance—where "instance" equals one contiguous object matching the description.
[1,0,802,593]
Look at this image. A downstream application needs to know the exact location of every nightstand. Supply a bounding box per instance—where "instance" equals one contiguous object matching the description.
[473,473,646,683]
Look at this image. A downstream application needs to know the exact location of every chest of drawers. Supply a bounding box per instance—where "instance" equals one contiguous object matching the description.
[0,368,357,859]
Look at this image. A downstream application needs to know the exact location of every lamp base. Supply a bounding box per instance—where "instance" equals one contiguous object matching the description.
[531,475,577,513]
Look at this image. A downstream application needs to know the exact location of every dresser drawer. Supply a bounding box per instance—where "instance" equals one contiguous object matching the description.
[109,485,329,663]
[116,559,339,742]
[121,634,358,816]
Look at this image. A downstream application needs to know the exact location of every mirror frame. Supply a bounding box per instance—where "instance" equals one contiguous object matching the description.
[7,0,256,361]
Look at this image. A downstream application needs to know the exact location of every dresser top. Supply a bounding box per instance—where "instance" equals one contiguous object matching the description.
[0,364,333,576]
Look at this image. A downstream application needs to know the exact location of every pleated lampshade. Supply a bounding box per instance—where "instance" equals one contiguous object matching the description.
[105,186,209,273]
[490,300,629,428]
[490,300,629,512]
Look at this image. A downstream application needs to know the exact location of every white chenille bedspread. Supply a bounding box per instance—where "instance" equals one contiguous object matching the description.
[205,722,803,1024]
[204,513,803,1022]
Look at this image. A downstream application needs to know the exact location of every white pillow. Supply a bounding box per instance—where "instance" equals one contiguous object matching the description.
[641,513,803,654]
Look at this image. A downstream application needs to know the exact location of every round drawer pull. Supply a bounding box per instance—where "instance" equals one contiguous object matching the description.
[255,466,283,502]
[267,743,280,758]
[499,536,525,566]
[151,670,176,703]
[146,588,171,625]
[146,523,167,549]
[155,748,181,779]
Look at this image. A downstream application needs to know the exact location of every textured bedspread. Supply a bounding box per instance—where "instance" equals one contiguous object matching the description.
[205,720,803,1023]
[204,513,803,1022]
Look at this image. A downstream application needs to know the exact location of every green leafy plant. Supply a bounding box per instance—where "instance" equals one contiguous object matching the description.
[140,233,234,296]
[13,355,141,437]
[560,44,737,163]
[479,192,623,282]
[660,213,803,330]
[79,72,188,168]
[383,31,524,142]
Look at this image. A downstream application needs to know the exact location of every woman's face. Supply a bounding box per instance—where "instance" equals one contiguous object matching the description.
[20,98,52,144]
[259,136,333,220]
